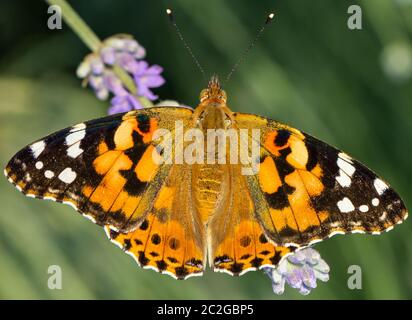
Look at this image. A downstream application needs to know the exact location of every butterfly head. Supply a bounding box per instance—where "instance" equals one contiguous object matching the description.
[199,75,227,105]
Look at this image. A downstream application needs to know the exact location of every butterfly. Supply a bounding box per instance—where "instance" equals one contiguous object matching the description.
[4,76,408,279]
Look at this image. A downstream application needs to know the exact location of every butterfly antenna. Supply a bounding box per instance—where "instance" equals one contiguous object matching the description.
[166,8,207,82]
[225,12,275,83]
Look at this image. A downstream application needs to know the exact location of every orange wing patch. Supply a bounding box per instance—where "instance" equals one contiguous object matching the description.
[255,128,332,244]
[114,115,158,148]
[79,114,165,230]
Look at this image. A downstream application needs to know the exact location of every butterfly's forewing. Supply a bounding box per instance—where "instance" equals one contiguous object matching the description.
[234,112,408,247]
[4,107,193,233]
[106,164,206,279]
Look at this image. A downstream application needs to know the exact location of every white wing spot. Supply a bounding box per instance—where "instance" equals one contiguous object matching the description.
[67,141,84,158]
[337,197,355,213]
[351,229,365,234]
[328,230,345,238]
[30,141,46,158]
[359,205,369,212]
[35,161,44,169]
[58,167,77,184]
[62,200,78,210]
[385,226,394,232]
[47,187,60,194]
[337,158,355,176]
[338,152,353,163]
[336,169,351,187]
[43,196,57,201]
[44,170,54,179]
[330,221,342,228]
[379,211,387,221]
[65,130,86,146]
[372,198,379,206]
[374,178,388,195]
[70,123,86,132]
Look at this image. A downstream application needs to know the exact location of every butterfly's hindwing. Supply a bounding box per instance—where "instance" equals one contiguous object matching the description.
[105,164,205,280]
[208,164,294,276]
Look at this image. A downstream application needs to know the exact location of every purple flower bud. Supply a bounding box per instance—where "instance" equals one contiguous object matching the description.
[103,72,127,96]
[124,39,138,53]
[271,278,286,295]
[88,75,104,91]
[90,57,104,75]
[96,88,109,100]
[300,265,317,288]
[134,46,146,59]
[100,47,116,65]
[76,60,91,78]
[107,37,125,51]
[285,268,303,289]
[287,250,306,265]
[118,53,140,73]
[298,285,312,295]
[303,248,321,265]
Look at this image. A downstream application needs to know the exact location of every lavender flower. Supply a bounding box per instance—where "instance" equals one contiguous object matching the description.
[264,248,330,295]
[76,35,165,114]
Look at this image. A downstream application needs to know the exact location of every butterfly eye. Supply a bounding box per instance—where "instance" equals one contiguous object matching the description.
[200,89,209,102]
[219,90,227,102]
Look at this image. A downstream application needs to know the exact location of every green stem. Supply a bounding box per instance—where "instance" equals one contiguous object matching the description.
[44,0,153,106]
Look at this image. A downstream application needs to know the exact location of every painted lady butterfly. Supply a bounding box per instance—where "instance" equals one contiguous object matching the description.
[4,76,408,279]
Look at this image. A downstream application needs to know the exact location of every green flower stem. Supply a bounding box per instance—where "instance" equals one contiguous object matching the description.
[45,0,153,106]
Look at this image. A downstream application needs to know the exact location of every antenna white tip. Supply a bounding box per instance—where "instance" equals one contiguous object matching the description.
[166,8,172,15]
[266,12,275,24]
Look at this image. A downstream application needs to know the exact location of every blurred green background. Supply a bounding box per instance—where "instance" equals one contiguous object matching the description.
[0,0,411,299]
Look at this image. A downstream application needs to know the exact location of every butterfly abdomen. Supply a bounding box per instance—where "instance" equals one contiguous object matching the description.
[192,164,225,224]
